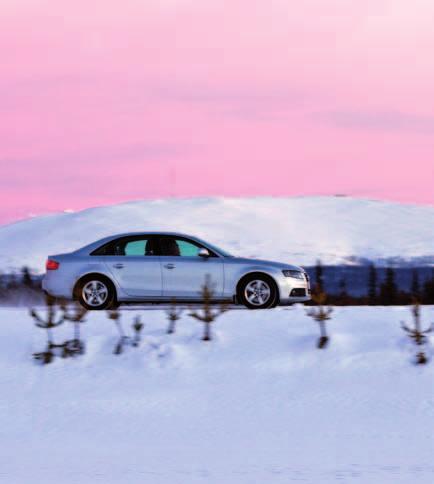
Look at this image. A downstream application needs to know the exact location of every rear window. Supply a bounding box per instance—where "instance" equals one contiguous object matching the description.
[91,237,156,256]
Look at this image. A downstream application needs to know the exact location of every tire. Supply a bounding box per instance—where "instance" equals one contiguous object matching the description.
[76,275,116,310]
[237,274,278,309]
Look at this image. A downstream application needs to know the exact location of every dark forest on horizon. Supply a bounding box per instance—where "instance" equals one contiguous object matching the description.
[1,263,434,307]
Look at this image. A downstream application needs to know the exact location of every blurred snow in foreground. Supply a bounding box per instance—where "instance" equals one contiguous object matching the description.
[1,305,434,483]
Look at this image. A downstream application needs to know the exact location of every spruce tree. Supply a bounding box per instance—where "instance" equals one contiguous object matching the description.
[368,264,377,305]
[338,277,348,304]
[411,269,420,300]
[380,267,397,305]
[0,272,4,301]
[423,271,434,304]
[22,267,33,288]
[314,260,324,294]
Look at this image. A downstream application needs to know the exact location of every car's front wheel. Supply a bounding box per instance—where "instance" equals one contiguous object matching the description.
[77,276,116,310]
[238,274,278,309]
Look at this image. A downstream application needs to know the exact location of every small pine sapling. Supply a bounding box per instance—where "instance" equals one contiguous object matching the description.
[62,302,88,356]
[189,276,228,341]
[401,298,432,365]
[401,299,432,345]
[166,298,183,334]
[132,315,144,347]
[415,351,428,365]
[306,291,333,349]
[107,308,130,354]
[30,295,65,364]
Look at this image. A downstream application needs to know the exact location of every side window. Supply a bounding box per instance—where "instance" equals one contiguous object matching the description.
[92,237,156,256]
[124,239,147,256]
[177,240,201,256]
[159,237,203,257]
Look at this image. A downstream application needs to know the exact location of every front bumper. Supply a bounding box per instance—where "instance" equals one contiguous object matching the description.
[277,272,311,305]
[279,295,311,306]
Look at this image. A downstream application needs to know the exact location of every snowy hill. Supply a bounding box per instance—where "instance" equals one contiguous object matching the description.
[0,196,434,272]
[2,305,434,483]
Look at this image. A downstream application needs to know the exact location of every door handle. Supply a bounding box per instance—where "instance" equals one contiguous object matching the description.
[113,263,124,269]
[164,263,175,269]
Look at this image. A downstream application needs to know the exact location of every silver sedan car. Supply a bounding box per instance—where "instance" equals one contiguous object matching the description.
[42,232,311,310]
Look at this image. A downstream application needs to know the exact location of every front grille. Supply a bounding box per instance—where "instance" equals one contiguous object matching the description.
[290,288,306,297]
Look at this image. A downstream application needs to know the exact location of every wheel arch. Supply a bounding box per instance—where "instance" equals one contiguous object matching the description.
[73,272,117,301]
[235,271,280,305]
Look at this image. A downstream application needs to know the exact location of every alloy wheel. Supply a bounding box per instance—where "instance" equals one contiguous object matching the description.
[82,280,109,307]
[244,279,271,306]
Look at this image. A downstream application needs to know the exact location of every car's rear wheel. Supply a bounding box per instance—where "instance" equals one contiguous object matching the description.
[77,276,116,310]
[238,274,278,309]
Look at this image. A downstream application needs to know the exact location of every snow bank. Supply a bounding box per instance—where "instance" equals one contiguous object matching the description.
[1,196,434,272]
[1,305,434,483]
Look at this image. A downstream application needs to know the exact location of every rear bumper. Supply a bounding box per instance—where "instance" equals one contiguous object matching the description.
[42,272,74,299]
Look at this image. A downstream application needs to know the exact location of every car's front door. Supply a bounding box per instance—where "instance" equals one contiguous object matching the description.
[104,236,162,297]
[158,236,224,299]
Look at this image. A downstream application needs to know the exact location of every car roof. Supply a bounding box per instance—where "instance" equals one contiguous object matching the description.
[75,232,221,255]
[104,231,195,239]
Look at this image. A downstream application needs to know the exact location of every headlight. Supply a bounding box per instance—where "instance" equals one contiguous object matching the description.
[282,270,304,279]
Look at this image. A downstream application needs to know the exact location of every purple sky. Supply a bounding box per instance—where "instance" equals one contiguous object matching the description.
[1,0,434,224]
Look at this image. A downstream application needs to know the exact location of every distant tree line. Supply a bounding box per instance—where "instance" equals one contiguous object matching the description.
[0,267,44,306]
[1,264,434,306]
[311,261,434,306]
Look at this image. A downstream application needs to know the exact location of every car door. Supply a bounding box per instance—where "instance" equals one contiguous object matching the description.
[104,236,162,297]
[158,236,224,299]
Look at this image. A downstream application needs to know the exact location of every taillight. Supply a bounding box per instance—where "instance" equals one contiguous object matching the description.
[46,259,60,270]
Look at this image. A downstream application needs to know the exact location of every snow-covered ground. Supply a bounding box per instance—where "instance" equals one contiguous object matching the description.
[1,305,434,483]
[1,196,434,272]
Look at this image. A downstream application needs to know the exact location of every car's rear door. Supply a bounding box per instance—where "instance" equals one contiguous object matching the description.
[104,236,162,297]
[158,236,224,299]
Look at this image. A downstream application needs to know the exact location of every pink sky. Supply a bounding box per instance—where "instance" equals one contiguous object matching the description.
[1,0,434,224]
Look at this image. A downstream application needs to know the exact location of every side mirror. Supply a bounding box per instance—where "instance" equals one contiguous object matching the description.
[198,248,210,258]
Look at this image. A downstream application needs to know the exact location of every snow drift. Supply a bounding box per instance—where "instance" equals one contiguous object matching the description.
[0,196,434,272]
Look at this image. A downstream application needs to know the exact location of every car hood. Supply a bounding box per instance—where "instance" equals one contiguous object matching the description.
[227,257,304,272]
